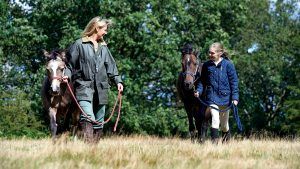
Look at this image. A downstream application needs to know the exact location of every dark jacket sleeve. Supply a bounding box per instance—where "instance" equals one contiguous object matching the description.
[65,42,79,80]
[227,62,239,101]
[103,46,122,85]
[196,63,207,95]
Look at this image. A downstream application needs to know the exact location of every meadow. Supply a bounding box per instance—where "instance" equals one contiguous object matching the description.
[0,135,299,169]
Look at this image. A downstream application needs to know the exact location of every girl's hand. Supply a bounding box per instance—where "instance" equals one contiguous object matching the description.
[233,100,238,106]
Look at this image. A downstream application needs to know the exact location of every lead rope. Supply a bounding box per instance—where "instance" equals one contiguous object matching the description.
[64,80,122,132]
[193,86,243,132]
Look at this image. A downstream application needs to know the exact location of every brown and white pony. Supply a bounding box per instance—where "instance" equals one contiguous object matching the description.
[41,49,79,139]
[177,43,210,142]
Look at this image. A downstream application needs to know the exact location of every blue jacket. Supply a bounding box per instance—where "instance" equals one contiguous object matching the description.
[197,58,239,106]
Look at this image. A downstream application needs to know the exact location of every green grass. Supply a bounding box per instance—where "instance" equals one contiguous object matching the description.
[0,135,299,169]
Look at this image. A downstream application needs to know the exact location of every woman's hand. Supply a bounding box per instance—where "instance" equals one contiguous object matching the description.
[117,83,123,92]
[62,76,69,83]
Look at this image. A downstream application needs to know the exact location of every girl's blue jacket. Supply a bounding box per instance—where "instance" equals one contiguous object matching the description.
[197,58,239,106]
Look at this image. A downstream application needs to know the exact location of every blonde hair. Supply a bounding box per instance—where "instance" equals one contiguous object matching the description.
[210,42,229,59]
[81,16,113,38]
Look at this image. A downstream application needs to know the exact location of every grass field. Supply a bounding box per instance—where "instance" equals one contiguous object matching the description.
[0,135,299,169]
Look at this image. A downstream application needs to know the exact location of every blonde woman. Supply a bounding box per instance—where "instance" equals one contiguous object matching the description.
[64,16,123,143]
[195,42,239,144]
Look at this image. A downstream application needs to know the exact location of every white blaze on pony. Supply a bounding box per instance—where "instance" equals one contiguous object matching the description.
[47,58,65,93]
[44,51,66,95]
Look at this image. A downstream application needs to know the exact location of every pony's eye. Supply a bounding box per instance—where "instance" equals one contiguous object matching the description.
[46,68,52,72]
[56,67,64,71]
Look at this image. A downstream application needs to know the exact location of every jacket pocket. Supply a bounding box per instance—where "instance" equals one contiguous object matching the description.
[205,86,213,100]
[80,59,93,80]
[75,80,92,90]
[206,86,213,93]
[220,90,230,96]
[100,81,110,89]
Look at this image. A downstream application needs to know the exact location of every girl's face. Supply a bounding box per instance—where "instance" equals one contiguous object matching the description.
[209,46,222,61]
[96,25,108,39]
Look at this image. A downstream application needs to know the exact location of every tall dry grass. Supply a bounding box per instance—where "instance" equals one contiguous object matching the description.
[0,135,299,169]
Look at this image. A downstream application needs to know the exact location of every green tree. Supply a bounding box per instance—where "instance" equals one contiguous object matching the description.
[235,0,300,136]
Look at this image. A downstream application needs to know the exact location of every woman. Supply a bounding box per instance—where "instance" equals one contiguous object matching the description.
[194,42,239,144]
[64,17,123,143]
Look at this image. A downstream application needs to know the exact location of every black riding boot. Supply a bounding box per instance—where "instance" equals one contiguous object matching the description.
[81,121,94,143]
[93,128,103,143]
[222,130,231,144]
[211,128,219,145]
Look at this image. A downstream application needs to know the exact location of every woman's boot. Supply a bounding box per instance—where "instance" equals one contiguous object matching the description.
[81,121,94,143]
[222,130,231,144]
[211,128,219,144]
[93,128,103,143]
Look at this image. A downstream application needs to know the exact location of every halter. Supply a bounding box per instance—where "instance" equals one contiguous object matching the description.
[182,55,200,84]
[47,60,66,96]
[50,76,63,81]
[47,60,66,82]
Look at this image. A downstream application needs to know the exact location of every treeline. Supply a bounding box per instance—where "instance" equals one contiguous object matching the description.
[0,0,299,138]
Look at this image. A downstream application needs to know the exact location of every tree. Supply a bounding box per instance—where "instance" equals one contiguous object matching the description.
[235,0,300,136]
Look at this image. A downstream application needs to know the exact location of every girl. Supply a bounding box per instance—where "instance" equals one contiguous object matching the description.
[194,42,239,144]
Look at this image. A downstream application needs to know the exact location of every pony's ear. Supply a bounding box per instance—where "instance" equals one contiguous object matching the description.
[60,51,66,61]
[42,49,51,60]
[194,50,202,63]
[194,50,200,58]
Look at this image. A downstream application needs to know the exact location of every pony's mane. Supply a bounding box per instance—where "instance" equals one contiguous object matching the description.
[181,43,194,55]
[46,49,65,62]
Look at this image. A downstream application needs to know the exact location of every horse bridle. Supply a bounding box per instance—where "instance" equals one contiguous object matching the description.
[50,76,63,81]
[182,55,200,83]
[47,64,66,96]
[47,64,66,82]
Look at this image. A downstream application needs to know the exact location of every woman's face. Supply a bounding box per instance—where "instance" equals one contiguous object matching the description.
[96,25,108,39]
[209,46,222,61]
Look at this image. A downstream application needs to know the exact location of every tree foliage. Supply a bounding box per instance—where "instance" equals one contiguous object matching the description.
[235,0,300,136]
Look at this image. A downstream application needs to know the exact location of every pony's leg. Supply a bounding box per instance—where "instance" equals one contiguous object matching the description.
[49,107,57,139]
[199,106,211,143]
[188,116,196,140]
[185,105,196,141]
[70,109,80,139]
[63,107,71,132]
[194,113,204,143]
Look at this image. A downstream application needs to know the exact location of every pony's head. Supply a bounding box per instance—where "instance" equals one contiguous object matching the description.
[43,49,66,95]
[181,43,200,90]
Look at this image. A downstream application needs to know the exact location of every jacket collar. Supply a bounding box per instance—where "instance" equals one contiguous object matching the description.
[82,36,91,43]
[208,57,226,67]
[82,36,107,46]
